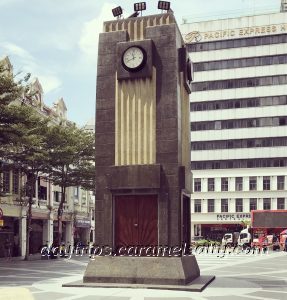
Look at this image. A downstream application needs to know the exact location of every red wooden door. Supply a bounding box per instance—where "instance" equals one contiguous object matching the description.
[115,195,158,248]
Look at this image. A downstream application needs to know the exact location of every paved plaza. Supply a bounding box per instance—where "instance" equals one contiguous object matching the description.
[0,250,286,300]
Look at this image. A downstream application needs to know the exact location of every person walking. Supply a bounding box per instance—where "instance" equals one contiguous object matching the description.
[4,238,12,261]
[285,236,287,252]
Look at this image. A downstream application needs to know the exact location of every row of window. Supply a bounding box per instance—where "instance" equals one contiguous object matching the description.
[193,54,287,72]
[194,198,285,213]
[190,95,287,112]
[187,34,287,52]
[191,158,287,170]
[191,137,287,151]
[1,171,85,204]
[1,170,19,194]
[192,75,287,92]
[194,176,285,192]
[191,116,287,131]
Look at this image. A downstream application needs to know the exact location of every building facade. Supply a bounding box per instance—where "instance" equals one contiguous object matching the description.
[0,57,94,257]
[181,3,287,240]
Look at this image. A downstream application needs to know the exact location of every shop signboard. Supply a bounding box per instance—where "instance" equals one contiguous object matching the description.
[216,213,251,221]
[75,219,90,228]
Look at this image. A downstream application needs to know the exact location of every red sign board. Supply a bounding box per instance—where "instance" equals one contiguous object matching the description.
[0,208,3,219]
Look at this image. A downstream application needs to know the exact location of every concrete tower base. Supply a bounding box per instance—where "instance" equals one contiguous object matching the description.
[63,256,215,292]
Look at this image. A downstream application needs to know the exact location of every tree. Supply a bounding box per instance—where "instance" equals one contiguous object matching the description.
[7,109,49,260]
[1,59,50,259]
[45,124,95,246]
[0,61,31,151]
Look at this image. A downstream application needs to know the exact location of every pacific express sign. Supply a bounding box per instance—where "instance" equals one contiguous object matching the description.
[216,213,251,221]
[184,23,287,43]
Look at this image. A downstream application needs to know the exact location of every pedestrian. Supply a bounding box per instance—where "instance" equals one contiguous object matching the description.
[4,238,12,261]
[285,237,287,252]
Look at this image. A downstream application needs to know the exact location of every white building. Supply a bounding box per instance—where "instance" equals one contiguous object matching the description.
[181,1,287,240]
[0,57,94,258]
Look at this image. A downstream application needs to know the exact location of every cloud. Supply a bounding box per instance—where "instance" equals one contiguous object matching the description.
[0,41,62,94]
[36,75,62,94]
[78,2,116,64]
[1,42,34,61]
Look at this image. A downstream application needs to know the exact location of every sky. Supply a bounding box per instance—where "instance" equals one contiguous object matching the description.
[0,0,281,126]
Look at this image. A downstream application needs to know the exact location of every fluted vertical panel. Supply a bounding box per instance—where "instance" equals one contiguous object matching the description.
[115,68,156,166]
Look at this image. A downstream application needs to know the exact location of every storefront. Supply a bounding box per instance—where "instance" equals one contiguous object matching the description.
[0,216,19,257]
[74,218,91,246]
[0,205,21,258]
[30,211,49,254]
[192,213,251,241]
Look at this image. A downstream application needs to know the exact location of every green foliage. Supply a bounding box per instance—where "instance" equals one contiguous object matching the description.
[45,124,95,190]
[1,58,95,248]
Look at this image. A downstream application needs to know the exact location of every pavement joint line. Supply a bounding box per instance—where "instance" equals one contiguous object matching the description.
[250,274,287,280]
[261,289,287,294]
[0,275,42,279]
[239,294,278,300]
[197,253,285,271]
[218,269,287,278]
[0,266,79,276]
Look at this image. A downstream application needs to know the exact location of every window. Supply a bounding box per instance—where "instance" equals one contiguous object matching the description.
[277,198,285,209]
[38,186,47,200]
[194,178,201,192]
[74,187,79,198]
[188,34,287,52]
[250,198,257,211]
[221,178,228,191]
[82,191,87,205]
[190,116,287,132]
[221,199,228,212]
[208,199,215,212]
[54,191,61,203]
[190,96,287,112]
[12,170,19,194]
[236,198,243,212]
[194,199,201,213]
[2,170,10,193]
[277,176,285,190]
[191,158,287,170]
[190,137,287,151]
[235,177,243,191]
[192,55,287,72]
[263,176,270,190]
[192,75,287,92]
[263,198,271,210]
[249,177,257,190]
[208,178,215,191]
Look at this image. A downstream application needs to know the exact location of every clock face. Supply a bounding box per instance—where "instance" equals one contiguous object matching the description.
[122,46,146,71]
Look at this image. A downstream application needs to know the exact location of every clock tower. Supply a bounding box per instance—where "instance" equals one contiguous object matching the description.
[82,12,214,290]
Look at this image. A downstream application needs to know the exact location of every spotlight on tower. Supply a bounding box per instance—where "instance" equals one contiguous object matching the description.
[112,6,123,18]
[158,1,171,12]
[134,2,146,13]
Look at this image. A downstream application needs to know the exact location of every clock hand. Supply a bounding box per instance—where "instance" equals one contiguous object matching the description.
[126,57,135,62]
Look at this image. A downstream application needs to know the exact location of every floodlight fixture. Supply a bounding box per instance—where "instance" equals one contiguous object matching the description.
[134,2,146,12]
[158,1,171,11]
[112,6,123,18]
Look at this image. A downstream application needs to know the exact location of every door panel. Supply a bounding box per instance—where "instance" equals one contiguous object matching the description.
[138,195,158,246]
[115,195,138,247]
[115,195,158,248]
